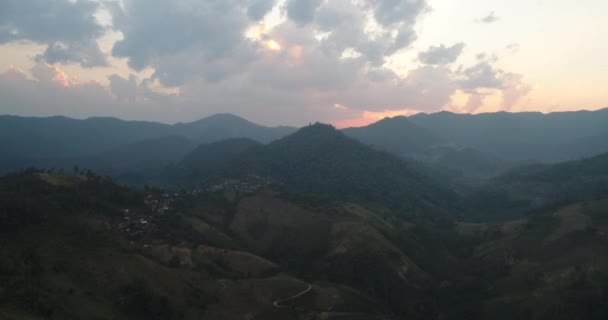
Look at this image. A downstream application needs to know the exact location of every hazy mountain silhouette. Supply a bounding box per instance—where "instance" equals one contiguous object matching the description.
[3,108,608,185]
[408,108,608,162]
[174,113,296,143]
[464,151,608,220]
[0,114,297,173]
[3,115,608,319]
[182,138,261,172]
[56,136,195,172]
[185,123,458,215]
[342,115,510,182]
[342,116,445,155]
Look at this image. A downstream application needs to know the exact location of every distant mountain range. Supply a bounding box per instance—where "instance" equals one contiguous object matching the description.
[2,108,608,185]
[0,113,297,173]
[463,151,608,221]
[408,108,608,162]
[3,109,608,319]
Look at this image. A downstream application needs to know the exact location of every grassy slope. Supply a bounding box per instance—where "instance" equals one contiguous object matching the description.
[0,172,398,319]
[470,200,608,319]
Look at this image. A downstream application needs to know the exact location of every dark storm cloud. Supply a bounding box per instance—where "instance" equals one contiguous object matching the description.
[418,43,465,65]
[0,0,106,67]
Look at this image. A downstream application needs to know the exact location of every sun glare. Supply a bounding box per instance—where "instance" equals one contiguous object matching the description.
[266,40,281,51]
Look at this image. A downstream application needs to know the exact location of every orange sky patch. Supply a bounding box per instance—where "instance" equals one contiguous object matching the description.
[333,109,419,128]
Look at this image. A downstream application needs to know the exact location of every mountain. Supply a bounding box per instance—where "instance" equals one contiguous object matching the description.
[0,115,171,159]
[409,108,608,163]
[451,199,608,320]
[173,113,296,144]
[181,138,261,173]
[342,116,510,182]
[56,135,195,172]
[0,114,297,174]
[184,123,458,217]
[342,116,445,156]
[463,152,608,221]
[0,170,451,319]
[4,168,608,320]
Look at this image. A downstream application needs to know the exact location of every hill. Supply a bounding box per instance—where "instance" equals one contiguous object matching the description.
[181,138,261,173]
[185,123,458,217]
[49,135,195,171]
[409,108,608,163]
[342,116,445,156]
[2,170,608,319]
[0,116,171,160]
[0,114,297,174]
[461,200,608,320]
[343,116,509,182]
[463,152,608,221]
[0,170,402,319]
[173,113,296,144]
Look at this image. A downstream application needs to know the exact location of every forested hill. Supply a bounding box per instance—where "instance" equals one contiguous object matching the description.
[463,152,608,221]
[184,123,459,217]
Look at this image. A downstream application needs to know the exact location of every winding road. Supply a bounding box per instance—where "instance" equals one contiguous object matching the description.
[272,283,313,309]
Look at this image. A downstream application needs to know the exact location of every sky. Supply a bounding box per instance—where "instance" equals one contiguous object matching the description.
[0,0,606,127]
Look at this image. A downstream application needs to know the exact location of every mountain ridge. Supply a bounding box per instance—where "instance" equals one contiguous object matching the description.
[183,123,459,217]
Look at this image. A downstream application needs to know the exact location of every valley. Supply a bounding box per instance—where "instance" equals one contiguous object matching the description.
[2,110,608,319]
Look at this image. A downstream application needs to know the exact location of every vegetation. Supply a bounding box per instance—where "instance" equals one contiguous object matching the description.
[3,111,608,319]
[184,123,459,220]
[463,152,608,221]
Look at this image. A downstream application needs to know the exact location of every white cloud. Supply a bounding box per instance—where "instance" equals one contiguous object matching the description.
[0,0,107,67]
[0,0,532,125]
[418,43,465,65]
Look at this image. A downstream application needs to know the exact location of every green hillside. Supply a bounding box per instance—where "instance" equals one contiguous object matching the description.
[184,123,458,218]
[463,152,608,221]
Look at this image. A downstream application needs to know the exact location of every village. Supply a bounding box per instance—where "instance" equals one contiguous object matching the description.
[205,174,274,193]
[112,174,275,241]
[113,191,180,241]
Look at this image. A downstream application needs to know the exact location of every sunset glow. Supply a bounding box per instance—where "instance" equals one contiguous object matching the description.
[266,40,281,51]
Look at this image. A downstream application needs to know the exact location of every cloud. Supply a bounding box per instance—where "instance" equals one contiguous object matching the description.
[0,0,532,126]
[506,43,520,54]
[111,0,257,85]
[285,0,323,26]
[418,43,465,65]
[464,93,487,113]
[0,0,107,67]
[39,39,107,68]
[247,0,278,21]
[501,73,532,110]
[479,11,499,24]
[108,74,138,103]
[307,0,428,66]
[0,63,179,122]
[460,61,504,90]
[108,0,434,96]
